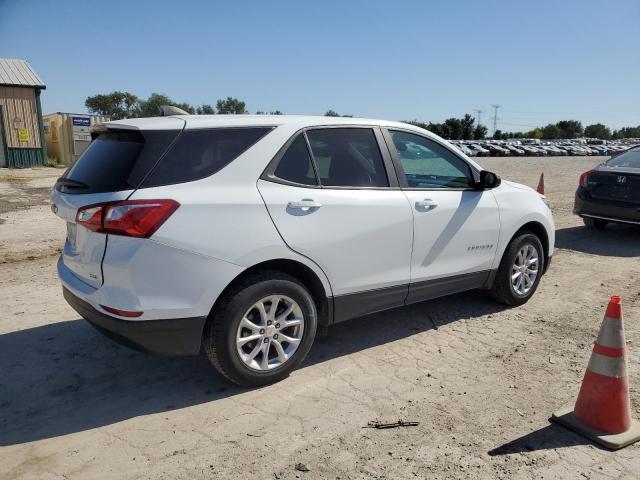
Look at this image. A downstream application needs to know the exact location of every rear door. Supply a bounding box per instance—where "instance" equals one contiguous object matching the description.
[51,120,184,288]
[258,127,414,321]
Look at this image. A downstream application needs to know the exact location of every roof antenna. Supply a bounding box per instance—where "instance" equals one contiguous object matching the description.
[158,105,189,116]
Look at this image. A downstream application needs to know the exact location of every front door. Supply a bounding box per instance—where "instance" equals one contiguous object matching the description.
[384,129,500,303]
[258,127,414,322]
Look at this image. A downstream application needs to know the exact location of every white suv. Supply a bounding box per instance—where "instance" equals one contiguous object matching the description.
[52,115,554,386]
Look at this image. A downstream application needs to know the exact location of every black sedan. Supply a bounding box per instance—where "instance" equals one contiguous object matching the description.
[574,146,640,229]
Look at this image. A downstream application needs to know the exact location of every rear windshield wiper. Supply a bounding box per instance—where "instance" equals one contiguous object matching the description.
[55,177,89,190]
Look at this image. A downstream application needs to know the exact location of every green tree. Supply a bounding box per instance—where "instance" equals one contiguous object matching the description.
[612,126,640,139]
[584,123,612,140]
[324,110,340,117]
[461,114,475,140]
[556,120,583,139]
[215,97,246,114]
[541,124,561,139]
[196,104,215,115]
[85,91,140,119]
[473,124,488,140]
[444,118,463,139]
[138,93,195,117]
[525,127,543,139]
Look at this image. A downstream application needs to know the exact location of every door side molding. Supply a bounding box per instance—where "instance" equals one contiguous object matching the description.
[331,270,494,324]
[406,270,491,304]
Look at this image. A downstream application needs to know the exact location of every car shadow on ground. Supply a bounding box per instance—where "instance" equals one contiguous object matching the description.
[0,290,506,446]
[488,422,604,455]
[555,224,640,257]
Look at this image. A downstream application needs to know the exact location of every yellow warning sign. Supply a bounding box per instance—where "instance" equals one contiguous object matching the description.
[18,129,30,142]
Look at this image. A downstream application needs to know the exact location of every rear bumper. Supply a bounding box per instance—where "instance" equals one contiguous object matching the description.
[63,287,206,356]
[574,188,640,224]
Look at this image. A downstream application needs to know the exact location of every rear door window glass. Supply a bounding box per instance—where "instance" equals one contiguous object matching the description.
[306,128,389,187]
[273,134,318,185]
[142,127,272,188]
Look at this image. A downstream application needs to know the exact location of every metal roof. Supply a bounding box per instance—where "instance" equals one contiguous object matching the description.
[0,58,45,88]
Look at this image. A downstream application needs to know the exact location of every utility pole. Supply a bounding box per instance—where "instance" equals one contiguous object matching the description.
[491,104,501,135]
[473,109,484,127]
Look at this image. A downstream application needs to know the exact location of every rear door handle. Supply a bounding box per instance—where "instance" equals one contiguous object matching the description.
[287,199,322,210]
[415,199,438,210]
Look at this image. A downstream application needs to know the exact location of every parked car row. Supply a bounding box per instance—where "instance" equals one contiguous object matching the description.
[450,140,636,157]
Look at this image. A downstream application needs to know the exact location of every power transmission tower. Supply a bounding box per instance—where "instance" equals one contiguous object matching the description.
[491,104,501,135]
[473,109,484,126]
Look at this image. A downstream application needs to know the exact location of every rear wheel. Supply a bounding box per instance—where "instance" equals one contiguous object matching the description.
[204,271,317,387]
[491,233,544,306]
[583,217,608,230]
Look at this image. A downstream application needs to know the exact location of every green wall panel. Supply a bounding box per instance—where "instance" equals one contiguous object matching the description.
[7,148,45,168]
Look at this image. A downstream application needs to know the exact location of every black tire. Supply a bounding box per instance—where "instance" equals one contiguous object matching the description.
[583,217,608,230]
[204,270,317,387]
[491,232,545,306]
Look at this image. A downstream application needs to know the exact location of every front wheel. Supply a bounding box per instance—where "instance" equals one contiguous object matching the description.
[204,271,317,387]
[491,233,544,306]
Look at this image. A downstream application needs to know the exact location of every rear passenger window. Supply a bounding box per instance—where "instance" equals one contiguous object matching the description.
[141,127,272,188]
[306,128,389,187]
[273,134,318,185]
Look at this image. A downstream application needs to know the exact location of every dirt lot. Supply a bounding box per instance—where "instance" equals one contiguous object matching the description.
[1,157,639,479]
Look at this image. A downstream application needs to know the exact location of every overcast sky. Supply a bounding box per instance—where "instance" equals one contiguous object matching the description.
[1,0,638,130]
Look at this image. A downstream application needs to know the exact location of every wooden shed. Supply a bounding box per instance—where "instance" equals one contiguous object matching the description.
[44,113,110,165]
[0,58,47,168]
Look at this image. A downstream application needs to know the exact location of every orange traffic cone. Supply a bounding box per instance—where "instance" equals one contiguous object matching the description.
[552,296,640,449]
[536,172,545,195]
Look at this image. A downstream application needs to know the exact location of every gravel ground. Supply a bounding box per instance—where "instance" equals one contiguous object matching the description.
[1,157,639,479]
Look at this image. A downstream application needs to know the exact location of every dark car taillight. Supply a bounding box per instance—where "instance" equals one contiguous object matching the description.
[579,169,597,189]
[76,199,179,238]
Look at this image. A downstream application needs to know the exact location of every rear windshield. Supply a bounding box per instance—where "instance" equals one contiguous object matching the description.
[606,148,640,169]
[59,130,179,194]
[140,127,272,188]
[58,127,272,194]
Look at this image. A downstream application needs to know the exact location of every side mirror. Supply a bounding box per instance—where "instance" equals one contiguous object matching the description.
[478,170,501,189]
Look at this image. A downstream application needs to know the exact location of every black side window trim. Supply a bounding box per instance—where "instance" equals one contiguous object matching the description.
[381,127,480,190]
[261,125,399,189]
[261,130,322,188]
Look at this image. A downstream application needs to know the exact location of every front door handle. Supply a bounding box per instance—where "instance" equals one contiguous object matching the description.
[415,199,438,210]
[287,199,322,210]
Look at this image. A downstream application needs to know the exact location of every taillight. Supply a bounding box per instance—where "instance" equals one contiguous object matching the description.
[75,205,103,232]
[579,169,597,189]
[76,199,179,238]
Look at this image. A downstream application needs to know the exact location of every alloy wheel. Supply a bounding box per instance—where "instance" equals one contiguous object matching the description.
[511,243,539,296]
[236,295,305,371]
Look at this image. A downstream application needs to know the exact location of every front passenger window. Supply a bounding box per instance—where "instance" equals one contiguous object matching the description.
[389,130,473,189]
